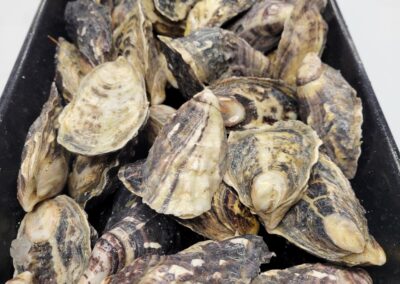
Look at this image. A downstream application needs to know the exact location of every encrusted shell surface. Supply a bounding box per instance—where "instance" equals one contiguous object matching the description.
[224,120,322,230]
[159,27,270,98]
[271,0,328,86]
[251,263,372,284]
[10,195,91,283]
[57,57,149,156]
[65,0,112,65]
[297,53,363,179]
[55,37,93,102]
[229,0,294,53]
[17,84,70,212]
[103,235,274,284]
[154,0,199,22]
[270,154,386,266]
[5,272,33,284]
[79,186,181,284]
[185,0,257,35]
[210,77,298,130]
[145,104,176,145]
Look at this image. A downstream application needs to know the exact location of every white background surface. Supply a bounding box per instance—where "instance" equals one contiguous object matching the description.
[0,0,399,146]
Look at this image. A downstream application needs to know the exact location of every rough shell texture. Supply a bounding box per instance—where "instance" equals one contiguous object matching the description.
[80,187,181,284]
[112,0,136,28]
[224,120,322,230]
[271,0,328,86]
[251,263,372,284]
[270,154,386,266]
[55,37,93,102]
[229,0,294,53]
[136,89,227,218]
[65,0,112,65]
[159,27,270,98]
[145,104,176,145]
[57,57,149,156]
[10,195,91,283]
[17,84,70,212]
[154,0,199,22]
[185,0,257,35]
[5,272,33,284]
[210,77,298,130]
[103,235,274,284]
[297,53,363,179]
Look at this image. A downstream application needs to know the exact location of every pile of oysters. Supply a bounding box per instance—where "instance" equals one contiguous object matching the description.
[7,0,386,283]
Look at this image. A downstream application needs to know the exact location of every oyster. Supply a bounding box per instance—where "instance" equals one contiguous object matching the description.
[55,37,93,102]
[252,263,372,284]
[17,83,69,212]
[159,27,270,98]
[271,0,328,86]
[210,77,298,130]
[112,0,136,28]
[79,186,181,284]
[145,104,176,145]
[185,0,257,35]
[65,0,112,65]
[10,195,91,283]
[103,235,274,283]
[5,272,33,284]
[224,120,322,230]
[127,89,226,218]
[154,0,199,22]
[297,53,363,179]
[229,0,294,53]
[57,57,149,156]
[270,154,386,266]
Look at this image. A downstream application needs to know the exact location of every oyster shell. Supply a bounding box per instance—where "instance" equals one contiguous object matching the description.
[159,27,270,98]
[224,120,322,230]
[17,83,70,212]
[229,0,294,53]
[145,104,176,145]
[154,0,199,22]
[112,0,136,28]
[55,37,93,102]
[252,263,372,284]
[79,186,181,284]
[210,77,298,130]
[5,272,33,284]
[65,0,112,65]
[57,57,149,156]
[134,89,227,218]
[270,154,386,266]
[297,53,363,179]
[185,0,257,35]
[271,0,328,86]
[103,235,274,284]
[10,195,91,283]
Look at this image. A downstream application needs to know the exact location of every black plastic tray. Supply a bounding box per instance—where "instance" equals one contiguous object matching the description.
[1,0,399,282]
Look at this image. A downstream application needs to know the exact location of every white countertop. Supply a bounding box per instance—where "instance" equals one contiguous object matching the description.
[0,0,399,147]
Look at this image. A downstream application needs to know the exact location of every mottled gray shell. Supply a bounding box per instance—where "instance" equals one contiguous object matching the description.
[17,84,70,212]
[5,271,33,284]
[65,0,112,65]
[297,53,363,179]
[10,195,91,283]
[210,77,298,130]
[79,187,181,284]
[159,27,270,98]
[103,235,274,284]
[271,0,328,86]
[252,263,373,284]
[270,154,386,266]
[145,104,176,145]
[185,0,257,35]
[224,120,322,230]
[154,0,199,22]
[229,0,294,53]
[57,57,149,156]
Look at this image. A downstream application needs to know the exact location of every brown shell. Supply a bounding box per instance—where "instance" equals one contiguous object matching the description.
[159,27,271,98]
[154,0,199,22]
[252,263,373,284]
[224,120,322,230]
[103,235,274,284]
[10,195,91,283]
[297,53,363,179]
[79,187,181,284]
[5,272,33,284]
[145,104,176,145]
[210,77,298,130]
[271,0,328,86]
[270,154,386,266]
[229,0,294,53]
[65,0,112,65]
[17,84,70,212]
